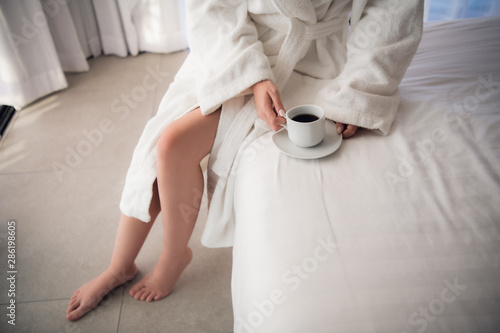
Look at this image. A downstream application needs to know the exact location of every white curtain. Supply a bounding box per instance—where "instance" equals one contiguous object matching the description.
[0,0,187,110]
[424,0,500,21]
[3,0,499,110]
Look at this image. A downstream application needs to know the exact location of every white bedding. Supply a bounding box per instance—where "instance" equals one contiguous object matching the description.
[230,17,500,333]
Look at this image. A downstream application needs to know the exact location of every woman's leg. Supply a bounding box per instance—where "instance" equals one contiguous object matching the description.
[66,107,221,320]
[66,182,161,321]
[129,107,220,301]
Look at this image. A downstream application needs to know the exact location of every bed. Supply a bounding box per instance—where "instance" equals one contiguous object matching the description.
[227,16,500,332]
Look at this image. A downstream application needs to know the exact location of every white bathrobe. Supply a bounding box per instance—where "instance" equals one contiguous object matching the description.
[119,0,424,247]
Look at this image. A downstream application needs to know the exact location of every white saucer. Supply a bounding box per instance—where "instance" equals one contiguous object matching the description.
[272,120,342,159]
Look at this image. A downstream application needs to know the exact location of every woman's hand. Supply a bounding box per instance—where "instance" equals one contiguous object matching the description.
[252,80,359,138]
[252,80,286,131]
[336,123,358,139]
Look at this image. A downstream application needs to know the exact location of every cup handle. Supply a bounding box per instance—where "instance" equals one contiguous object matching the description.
[278,109,287,131]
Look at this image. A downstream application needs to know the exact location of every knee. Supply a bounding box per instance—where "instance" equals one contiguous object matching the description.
[156,124,184,162]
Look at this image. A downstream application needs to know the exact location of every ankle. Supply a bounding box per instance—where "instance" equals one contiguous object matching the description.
[106,263,137,281]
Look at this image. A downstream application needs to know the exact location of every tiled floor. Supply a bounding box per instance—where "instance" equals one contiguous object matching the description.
[0,51,234,333]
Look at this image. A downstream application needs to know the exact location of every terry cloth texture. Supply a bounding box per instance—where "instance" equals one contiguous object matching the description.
[119,0,423,247]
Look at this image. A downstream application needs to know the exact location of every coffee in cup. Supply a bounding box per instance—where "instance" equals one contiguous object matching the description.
[291,114,319,123]
[281,105,325,147]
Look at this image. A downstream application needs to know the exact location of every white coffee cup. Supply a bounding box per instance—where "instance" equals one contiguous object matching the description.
[281,104,325,148]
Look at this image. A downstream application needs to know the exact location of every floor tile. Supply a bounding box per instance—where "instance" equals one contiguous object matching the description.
[0,166,234,330]
[117,173,234,332]
[119,243,234,333]
[0,51,189,175]
[0,167,127,303]
[0,86,155,175]
[65,53,163,91]
[0,297,122,333]
[0,49,234,332]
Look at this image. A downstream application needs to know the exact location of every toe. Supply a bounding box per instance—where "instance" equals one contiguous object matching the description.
[66,311,78,321]
[66,306,86,321]
[67,298,100,321]
[66,299,80,314]
[129,283,143,297]
[153,291,169,301]
[69,297,79,308]
[68,291,80,304]
[146,293,156,302]
[140,290,151,301]
[134,289,146,300]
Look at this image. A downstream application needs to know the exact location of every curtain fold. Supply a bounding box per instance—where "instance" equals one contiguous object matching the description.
[2,0,498,109]
[0,0,188,110]
[131,0,188,54]
[92,0,129,57]
[68,0,102,59]
[0,0,67,110]
[117,0,140,56]
[43,0,89,72]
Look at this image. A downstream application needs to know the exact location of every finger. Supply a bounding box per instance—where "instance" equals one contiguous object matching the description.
[255,93,273,123]
[269,88,285,116]
[342,125,358,139]
[259,93,284,131]
[265,108,283,131]
[269,106,286,131]
[253,80,285,131]
[273,114,286,130]
[336,123,345,134]
[263,100,279,130]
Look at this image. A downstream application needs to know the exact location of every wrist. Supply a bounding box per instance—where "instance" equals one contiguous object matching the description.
[251,79,269,93]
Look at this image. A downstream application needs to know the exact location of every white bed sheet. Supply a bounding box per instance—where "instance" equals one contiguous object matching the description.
[230,17,500,333]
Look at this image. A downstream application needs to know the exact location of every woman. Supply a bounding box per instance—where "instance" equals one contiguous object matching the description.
[66,0,423,322]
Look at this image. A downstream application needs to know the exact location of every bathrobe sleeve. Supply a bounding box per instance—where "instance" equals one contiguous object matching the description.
[186,0,275,115]
[316,0,424,135]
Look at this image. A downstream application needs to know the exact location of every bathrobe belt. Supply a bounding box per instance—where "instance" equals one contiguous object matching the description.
[209,15,346,172]
[252,14,346,43]
[203,14,349,245]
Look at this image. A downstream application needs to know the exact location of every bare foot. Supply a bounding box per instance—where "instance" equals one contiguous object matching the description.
[129,247,193,302]
[66,264,137,321]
